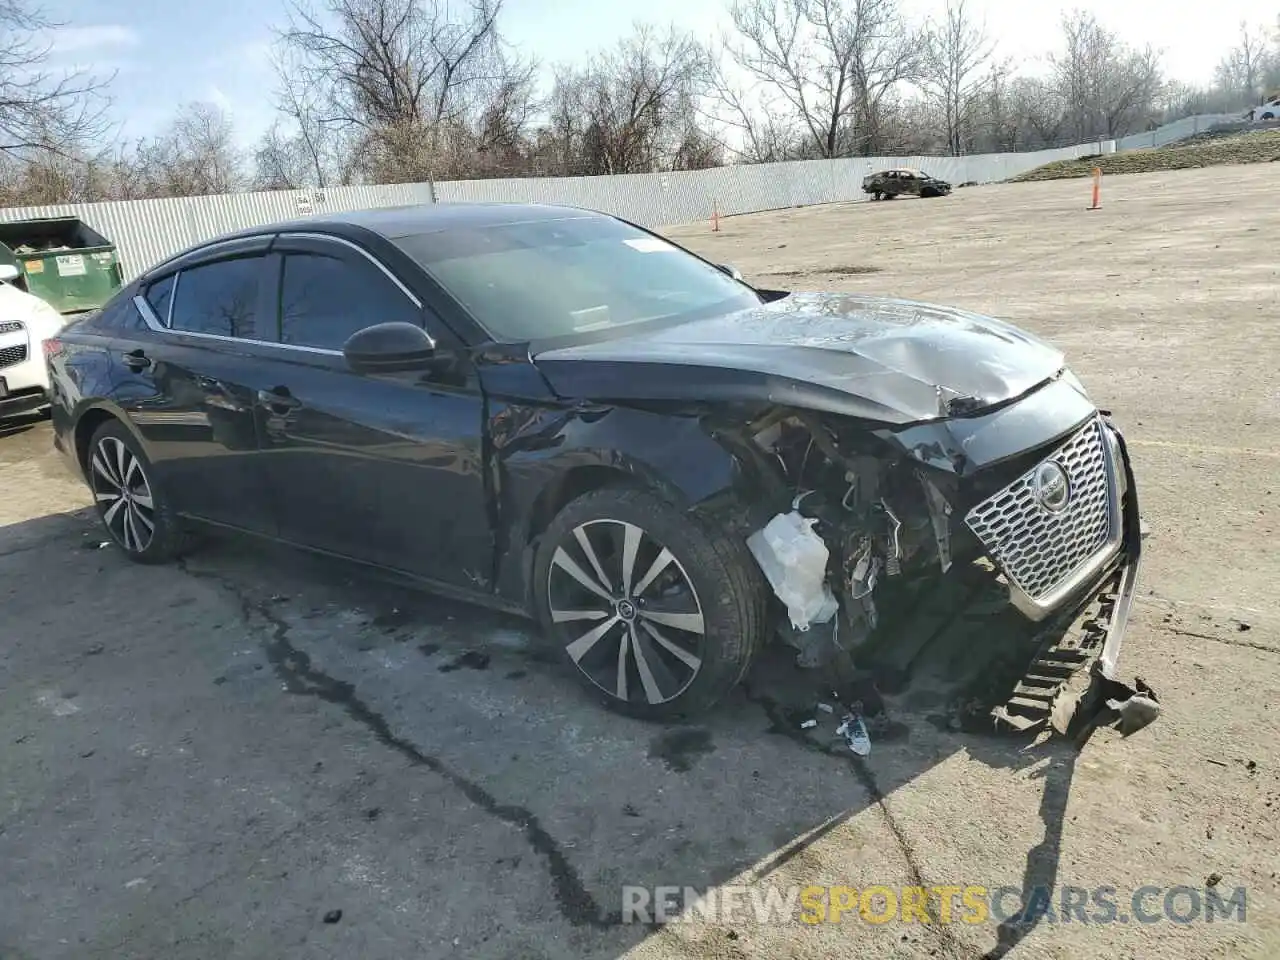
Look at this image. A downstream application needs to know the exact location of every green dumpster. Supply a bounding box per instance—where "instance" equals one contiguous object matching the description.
[0,217,123,314]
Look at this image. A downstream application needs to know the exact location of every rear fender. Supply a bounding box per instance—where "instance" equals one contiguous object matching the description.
[66,399,149,479]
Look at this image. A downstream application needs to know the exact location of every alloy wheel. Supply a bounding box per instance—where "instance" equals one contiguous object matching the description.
[546,519,706,706]
[91,436,156,553]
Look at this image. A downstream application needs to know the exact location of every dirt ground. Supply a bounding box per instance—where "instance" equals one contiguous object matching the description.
[2,164,1278,959]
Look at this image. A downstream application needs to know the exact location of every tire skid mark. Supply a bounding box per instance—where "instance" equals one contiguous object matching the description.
[178,561,621,930]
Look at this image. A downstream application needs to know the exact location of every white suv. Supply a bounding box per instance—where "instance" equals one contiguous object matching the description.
[0,263,70,419]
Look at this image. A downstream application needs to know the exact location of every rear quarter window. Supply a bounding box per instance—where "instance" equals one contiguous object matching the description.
[82,292,147,333]
[143,274,175,326]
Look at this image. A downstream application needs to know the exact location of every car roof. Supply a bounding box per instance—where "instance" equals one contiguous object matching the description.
[146,202,605,276]
[290,201,601,238]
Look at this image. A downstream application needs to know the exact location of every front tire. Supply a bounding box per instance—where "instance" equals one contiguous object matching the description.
[87,420,189,564]
[532,487,765,720]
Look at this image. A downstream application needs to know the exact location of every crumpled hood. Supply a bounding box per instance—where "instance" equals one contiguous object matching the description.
[532,292,1066,424]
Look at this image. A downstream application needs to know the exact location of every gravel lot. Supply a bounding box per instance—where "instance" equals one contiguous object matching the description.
[2,164,1278,959]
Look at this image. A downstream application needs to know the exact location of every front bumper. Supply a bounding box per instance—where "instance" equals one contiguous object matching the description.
[0,385,48,416]
[0,333,50,417]
[1094,422,1142,681]
[966,416,1139,631]
[990,419,1153,738]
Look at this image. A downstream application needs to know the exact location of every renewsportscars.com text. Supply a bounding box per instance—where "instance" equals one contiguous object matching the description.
[621,883,1247,926]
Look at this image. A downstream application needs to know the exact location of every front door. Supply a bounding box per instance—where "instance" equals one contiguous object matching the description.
[253,237,494,590]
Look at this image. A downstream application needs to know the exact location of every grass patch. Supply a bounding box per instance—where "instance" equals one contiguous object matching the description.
[1010,129,1280,182]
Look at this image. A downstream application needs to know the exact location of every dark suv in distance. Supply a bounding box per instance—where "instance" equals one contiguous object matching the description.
[45,202,1144,727]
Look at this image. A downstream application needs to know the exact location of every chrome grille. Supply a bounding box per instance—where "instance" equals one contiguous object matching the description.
[0,343,28,368]
[965,419,1116,601]
[0,320,23,335]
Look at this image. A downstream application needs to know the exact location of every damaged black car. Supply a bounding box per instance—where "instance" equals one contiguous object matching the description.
[47,203,1146,730]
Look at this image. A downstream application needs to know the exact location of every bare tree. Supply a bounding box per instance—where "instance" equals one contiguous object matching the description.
[722,0,923,158]
[1214,22,1273,105]
[541,24,713,175]
[0,0,112,159]
[276,0,531,182]
[253,121,313,190]
[254,46,359,189]
[127,102,244,197]
[921,0,1004,154]
[0,147,110,204]
[1050,10,1164,141]
[704,45,799,162]
[2,100,247,205]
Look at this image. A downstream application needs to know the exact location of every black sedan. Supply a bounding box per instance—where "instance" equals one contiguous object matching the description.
[47,203,1144,723]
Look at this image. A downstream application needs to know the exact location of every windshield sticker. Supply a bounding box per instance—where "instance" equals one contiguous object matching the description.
[624,237,675,253]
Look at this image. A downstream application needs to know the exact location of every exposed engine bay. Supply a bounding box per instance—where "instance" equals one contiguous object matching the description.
[742,410,963,665]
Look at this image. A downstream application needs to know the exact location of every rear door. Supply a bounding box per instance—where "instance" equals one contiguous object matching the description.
[253,234,494,589]
[121,243,280,534]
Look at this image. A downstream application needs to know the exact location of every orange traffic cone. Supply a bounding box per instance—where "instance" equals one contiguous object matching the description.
[1088,167,1102,210]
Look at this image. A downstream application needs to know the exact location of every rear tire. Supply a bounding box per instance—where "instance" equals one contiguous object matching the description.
[532,486,766,721]
[87,419,191,564]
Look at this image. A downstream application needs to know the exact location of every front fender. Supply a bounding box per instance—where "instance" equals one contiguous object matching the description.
[489,402,748,606]
[495,402,740,510]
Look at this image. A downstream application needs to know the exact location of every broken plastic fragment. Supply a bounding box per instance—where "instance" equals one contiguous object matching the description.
[746,511,838,631]
[836,713,872,756]
[1107,695,1161,737]
[800,719,818,729]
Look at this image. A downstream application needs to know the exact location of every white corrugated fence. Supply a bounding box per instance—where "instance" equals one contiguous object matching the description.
[0,114,1236,280]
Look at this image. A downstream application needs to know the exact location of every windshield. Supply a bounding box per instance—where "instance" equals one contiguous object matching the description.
[393,216,760,342]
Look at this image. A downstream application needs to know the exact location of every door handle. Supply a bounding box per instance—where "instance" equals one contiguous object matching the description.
[121,349,151,372]
[257,387,301,412]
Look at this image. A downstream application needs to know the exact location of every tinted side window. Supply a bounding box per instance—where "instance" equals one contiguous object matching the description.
[144,275,175,326]
[279,252,419,351]
[89,293,146,332]
[171,257,262,338]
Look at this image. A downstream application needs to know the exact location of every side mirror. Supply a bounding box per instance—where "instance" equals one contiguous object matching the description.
[717,263,745,282]
[343,322,437,375]
[0,263,20,283]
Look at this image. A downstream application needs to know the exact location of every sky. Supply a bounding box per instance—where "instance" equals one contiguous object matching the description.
[36,0,1280,148]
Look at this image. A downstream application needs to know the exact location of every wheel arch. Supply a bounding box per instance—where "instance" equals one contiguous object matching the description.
[492,403,753,607]
[523,463,642,547]
[72,403,144,479]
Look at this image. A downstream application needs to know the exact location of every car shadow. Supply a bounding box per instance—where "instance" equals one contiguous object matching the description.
[3,511,1092,958]
[181,532,1092,952]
